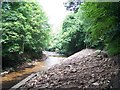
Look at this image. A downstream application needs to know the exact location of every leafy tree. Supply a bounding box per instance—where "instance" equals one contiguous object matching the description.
[57,1,120,56]
[2,2,50,68]
[63,0,82,12]
[56,13,85,56]
[80,2,120,55]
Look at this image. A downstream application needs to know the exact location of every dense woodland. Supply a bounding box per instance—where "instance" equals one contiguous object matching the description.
[53,1,120,56]
[1,1,120,69]
[2,2,50,68]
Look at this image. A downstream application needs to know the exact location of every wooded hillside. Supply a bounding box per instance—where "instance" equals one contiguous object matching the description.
[2,2,50,68]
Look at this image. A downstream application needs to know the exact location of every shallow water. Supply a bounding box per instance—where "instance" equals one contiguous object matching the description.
[44,56,65,68]
[1,52,66,89]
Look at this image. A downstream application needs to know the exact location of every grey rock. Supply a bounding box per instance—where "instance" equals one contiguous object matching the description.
[92,82,99,86]
[19,49,119,89]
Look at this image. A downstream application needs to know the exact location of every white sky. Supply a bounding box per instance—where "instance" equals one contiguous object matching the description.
[37,0,69,34]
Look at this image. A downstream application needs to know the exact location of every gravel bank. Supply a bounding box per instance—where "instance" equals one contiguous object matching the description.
[19,49,119,89]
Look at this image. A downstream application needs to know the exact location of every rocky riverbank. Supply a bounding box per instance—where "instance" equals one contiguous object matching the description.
[1,53,48,77]
[19,49,119,89]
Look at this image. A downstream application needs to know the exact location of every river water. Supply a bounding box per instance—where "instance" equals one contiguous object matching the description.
[0,51,66,90]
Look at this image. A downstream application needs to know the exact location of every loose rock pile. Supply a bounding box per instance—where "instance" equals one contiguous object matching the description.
[19,49,119,89]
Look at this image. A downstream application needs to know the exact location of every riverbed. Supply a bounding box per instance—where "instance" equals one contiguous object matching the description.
[0,51,66,89]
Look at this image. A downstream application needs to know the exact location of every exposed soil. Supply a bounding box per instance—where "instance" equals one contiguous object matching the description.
[19,49,120,89]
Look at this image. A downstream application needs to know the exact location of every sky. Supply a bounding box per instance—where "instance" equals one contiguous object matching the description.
[37,0,69,34]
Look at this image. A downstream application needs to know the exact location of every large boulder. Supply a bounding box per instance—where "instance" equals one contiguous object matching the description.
[19,49,119,89]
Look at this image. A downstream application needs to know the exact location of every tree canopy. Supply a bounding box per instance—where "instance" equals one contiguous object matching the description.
[2,2,50,68]
[80,2,120,55]
[54,1,120,56]
[55,13,85,56]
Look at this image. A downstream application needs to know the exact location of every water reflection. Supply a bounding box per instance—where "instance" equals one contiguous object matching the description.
[44,56,65,69]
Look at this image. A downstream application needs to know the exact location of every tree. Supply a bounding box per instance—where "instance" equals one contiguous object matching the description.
[80,2,120,55]
[63,0,82,12]
[56,13,85,56]
[58,1,120,56]
[2,2,50,68]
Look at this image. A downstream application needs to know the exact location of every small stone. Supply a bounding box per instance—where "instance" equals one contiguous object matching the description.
[97,55,102,58]
[70,69,77,73]
[91,74,95,77]
[90,78,95,83]
[93,82,99,86]
[19,49,118,89]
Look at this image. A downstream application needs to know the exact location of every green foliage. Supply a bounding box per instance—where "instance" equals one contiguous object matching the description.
[55,14,86,56]
[80,2,120,56]
[2,2,50,68]
[55,2,120,56]
[105,23,120,56]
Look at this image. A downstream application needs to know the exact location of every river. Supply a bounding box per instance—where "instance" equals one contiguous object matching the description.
[0,51,66,90]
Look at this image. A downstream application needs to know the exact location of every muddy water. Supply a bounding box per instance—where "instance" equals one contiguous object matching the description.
[1,61,45,90]
[1,52,66,90]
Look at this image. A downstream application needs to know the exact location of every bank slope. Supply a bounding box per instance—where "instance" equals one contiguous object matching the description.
[19,49,119,89]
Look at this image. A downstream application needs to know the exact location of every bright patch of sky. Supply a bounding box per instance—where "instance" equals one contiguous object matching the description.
[37,0,69,34]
